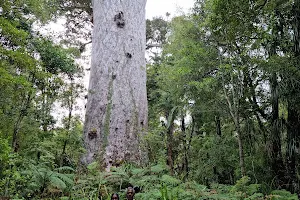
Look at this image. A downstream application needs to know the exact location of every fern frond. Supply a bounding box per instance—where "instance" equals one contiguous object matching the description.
[50,176,67,190]
[55,166,75,172]
[54,173,74,186]
[150,164,168,174]
[131,168,146,176]
[183,181,207,192]
[161,175,181,186]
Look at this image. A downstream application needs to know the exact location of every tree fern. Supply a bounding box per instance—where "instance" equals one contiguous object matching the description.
[54,172,74,188]
[161,174,181,186]
[131,167,147,176]
[22,162,74,196]
[50,176,67,190]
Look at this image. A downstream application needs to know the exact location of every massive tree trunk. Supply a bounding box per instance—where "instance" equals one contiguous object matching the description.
[82,0,148,169]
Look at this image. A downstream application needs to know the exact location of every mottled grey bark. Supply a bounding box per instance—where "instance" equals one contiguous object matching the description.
[82,0,148,169]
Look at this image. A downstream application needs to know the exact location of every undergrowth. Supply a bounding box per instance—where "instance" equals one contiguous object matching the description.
[1,156,298,199]
[68,163,298,200]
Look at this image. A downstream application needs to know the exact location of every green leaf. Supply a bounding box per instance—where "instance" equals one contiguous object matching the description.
[161,175,181,186]
[50,176,67,190]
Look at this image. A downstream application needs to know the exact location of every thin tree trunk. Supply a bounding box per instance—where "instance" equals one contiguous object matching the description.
[285,1,300,192]
[215,115,221,136]
[247,72,268,144]
[167,121,174,176]
[236,121,246,176]
[60,81,74,167]
[12,114,23,152]
[222,73,246,176]
[181,116,189,180]
[270,72,285,187]
[286,102,299,192]
[187,116,195,153]
[12,93,32,152]
[82,0,148,169]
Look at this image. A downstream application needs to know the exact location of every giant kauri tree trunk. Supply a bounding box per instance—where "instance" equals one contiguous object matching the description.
[82,0,148,169]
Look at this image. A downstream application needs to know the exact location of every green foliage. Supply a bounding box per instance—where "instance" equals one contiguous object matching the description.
[268,190,299,200]
[0,2,83,195]
[34,39,79,76]
[2,0,300,199]
[72,162,109,199]
[24,163,74,193]
[0,137,13,194]
[189,134,238,185]
[146,16,169,46]
[0,137,10,171]
[0,17,28,46]
[231,176,251,194]
[229,176,262,199]
[1,0,59,22]
[0,154,28,198]
[70,164,298,200]
[246,193,264,200]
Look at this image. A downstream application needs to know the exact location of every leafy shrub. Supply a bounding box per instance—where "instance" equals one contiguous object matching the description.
[0,137,10,178]
[231,176,251,194]
[0,141,28,198]
[230,176,262,199]
[267,189,298,200]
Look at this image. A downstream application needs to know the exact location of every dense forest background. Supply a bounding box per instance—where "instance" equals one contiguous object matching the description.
[1,0,300,199]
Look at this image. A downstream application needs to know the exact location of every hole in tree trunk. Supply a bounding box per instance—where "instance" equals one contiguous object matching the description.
[126,53,132,58]
[88,129,97,140]
[114,11,125,28]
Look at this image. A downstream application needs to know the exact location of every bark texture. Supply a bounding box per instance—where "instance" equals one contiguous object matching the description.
[82,0,148,169]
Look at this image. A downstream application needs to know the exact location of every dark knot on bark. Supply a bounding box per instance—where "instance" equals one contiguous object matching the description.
[88,129,97,140]
[126,53,132,58]
[114,11,125,28]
